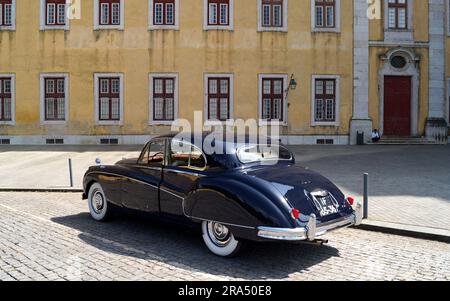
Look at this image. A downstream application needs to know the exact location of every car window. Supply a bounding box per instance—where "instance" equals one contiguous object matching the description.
[148,140,166,167]
[237,144,293,164]
[137,143,150,164]
[190,145,206,169]
[138,140,165,167]
[169,139,206,170]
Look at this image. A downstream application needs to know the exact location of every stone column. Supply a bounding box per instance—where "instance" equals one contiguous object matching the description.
[426,0,448,144]
[350,0,373,145]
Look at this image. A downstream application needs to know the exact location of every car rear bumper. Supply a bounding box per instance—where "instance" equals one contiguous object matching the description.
[257,202,363,241]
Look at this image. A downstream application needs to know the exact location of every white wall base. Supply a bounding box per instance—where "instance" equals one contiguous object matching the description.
[0,135,350,146]
[281,135,349,145]
[0,135,154,146]
[349,118,373,145]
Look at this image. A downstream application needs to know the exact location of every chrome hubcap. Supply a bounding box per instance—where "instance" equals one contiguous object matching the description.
[207,222,231,247]
[92,190,104,214]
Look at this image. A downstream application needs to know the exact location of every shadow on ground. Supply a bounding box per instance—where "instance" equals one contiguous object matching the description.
[51,212,339,280]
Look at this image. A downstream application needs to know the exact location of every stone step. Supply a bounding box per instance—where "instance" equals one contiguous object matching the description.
[369,137,438,145]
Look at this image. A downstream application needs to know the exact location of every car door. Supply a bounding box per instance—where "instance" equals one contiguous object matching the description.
[121,140,165,212]
[160,139,207,217]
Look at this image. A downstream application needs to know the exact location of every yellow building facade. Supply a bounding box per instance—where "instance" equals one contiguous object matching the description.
[0,0,448,145]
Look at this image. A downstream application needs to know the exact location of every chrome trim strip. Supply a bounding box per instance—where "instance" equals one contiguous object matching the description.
[164,168,203,177]
[257,214,356,241]
[159,187,184,200]
[132,165,163,172]
[85,171,159,189]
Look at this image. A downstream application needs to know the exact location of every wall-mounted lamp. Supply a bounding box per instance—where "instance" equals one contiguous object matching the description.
[285,74,297,108]
[287,74,297,92]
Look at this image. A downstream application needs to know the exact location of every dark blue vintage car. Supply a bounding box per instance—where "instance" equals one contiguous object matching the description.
[82,134,362,257]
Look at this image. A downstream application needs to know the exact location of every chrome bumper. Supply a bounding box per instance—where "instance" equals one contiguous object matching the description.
[257,202,363,241]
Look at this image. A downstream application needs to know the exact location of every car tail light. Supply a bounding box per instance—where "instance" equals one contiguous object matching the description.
[347,197,354,206]
[291,208,300,220]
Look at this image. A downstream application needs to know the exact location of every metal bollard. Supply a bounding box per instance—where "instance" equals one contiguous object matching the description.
[68,158,74,188]
[363,173,369,219]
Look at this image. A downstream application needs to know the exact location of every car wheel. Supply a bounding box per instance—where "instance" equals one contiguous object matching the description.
[201,221,241,257]
[88,182,110,222]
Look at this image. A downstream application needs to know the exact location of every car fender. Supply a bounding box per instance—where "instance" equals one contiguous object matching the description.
[183,175,296,230]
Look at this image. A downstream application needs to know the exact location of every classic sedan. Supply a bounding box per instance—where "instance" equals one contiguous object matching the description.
[82,134,362,257]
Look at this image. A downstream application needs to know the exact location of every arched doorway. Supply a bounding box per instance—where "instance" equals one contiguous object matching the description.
[378,48,420,137]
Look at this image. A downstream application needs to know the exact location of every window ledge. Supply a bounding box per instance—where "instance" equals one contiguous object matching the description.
[312,28,340,33]
[0,121,15,126]
[149,120,176,126]
[0,26,15,31]
[40,25,69,31]
[148,25,179,31]
[257,27,288,33]
[204,120,235,127]
[95,121,124,126]
[204,25,234,31]
[94,25,125,31]
[311,122,340,127]
[41,120,68,125]
[258,120,288,127]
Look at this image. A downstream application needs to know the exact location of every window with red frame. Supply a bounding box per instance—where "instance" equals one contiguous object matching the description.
[0,0,13,26]
[388,0,407,29]
[99,0,121,25]
[261,0,283,27]
[261,78,284,121]
[207,78,230,121]
[153,0,175,25]
[153,78,175,121]
[208,0,229,26]
[99,78,120,121]
[44,78,66,121]
[314,79,336,122]
[0,78,12,121]
[315,0,335,28]
[45,0,66,25]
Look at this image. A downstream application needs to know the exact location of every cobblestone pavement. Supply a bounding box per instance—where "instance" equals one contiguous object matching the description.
[294,145,450,231]
[0,192,448,281]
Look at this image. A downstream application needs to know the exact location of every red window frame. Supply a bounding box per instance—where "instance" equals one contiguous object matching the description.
[388,0,408,29]
[152,77,175,121]
[0,0,13,26]
[0,77,12,121]
[98,77,121,121]
[261,0,283,28]
[153,0,175,26]
[44,78,66,121]
[207,77,230,121]
[315,0,335,28]
[45,0,66,26]
[261,78,284,121]
[207,0,230,26]
[314,79,336,122]
[99,0,121,26]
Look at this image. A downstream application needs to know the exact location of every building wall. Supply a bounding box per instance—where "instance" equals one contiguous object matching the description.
[368,0,431,137]
[368,47,429,134]
[446,0,450,125]
[0,0,354,142]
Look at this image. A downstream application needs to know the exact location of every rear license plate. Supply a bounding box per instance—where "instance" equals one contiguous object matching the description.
[315,196,339,217]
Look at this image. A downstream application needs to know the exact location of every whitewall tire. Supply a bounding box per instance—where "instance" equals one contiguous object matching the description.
[201,221,241,257]
[88,182,110,222]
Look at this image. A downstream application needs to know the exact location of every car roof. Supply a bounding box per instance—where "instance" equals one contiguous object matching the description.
[150,133,289,169]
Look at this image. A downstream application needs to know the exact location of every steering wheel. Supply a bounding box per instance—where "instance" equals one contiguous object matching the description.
[149,152,164,161]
